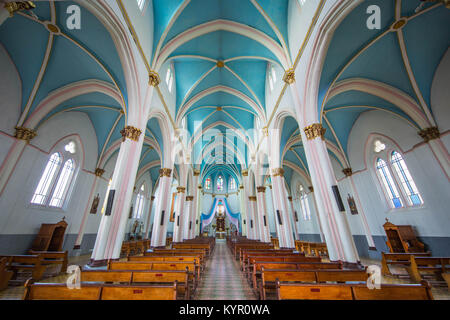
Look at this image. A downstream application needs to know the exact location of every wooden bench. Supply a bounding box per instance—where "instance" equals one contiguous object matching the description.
[381,252,431,276]
[23,280,178,300]
[172,243,212,257]
[408,256,450,284]
[249,261,342,289]
[276,281,434,300]
[0,257,13,290]
[240,249,296,270]
[28,250,68,273]
[80,269,191,299]
[259,268,368,299]
[0,255,46,281]
[128,255,203,272]
[145,250,206,267]
[246,255,321,276]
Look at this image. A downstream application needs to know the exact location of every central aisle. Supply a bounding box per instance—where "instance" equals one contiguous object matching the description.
[194,240,256,300]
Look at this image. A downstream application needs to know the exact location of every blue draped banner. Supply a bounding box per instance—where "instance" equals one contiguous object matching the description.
[200,197,241,233]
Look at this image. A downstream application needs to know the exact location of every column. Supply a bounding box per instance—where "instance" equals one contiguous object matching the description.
[0,127,36,196]
[144,195,155,239]
[248,195,259,240]
[308,186,325,242]
[301,123,359,263]
[188,170,200,239]
[73,168,104,253]
[342,168,376,249]
[270,168,295,248]
[194,185,203,237]
[241,169,254,239]
[256,186,270,242]
[150,168,173,247]
[287,196,300,241]
[266,185,278,241]
[238,185,247,237]
[90,125,145,265]
[172,186,186,243]
[183,195,193,240]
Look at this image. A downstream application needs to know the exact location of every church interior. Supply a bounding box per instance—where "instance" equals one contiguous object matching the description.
[0,0,449,302]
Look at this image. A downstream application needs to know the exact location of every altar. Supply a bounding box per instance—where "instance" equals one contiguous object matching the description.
[200,197,241,238]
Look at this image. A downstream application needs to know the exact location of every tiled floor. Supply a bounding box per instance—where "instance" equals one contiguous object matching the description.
[193,240,257,300]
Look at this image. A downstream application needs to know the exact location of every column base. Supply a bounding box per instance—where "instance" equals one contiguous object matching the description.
[368,246,377,251]
[89,258,119,267]
[331,260,365,270]
[73,245,81,250]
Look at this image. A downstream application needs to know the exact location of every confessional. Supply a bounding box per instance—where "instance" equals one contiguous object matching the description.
[30,218,68,251]
[383,219,425,253]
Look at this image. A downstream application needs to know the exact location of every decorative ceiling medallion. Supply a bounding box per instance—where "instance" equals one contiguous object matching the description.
[159,168,172,177]
[342,168,353,177]
[216,60,224,68]
[94,168,105,177]
[304,123,326,140]
[4,1,35,17]
[148,70,160,86]
[283,68,295,84]
[391,18,407,31]
[257,186,266,193]
[271,168,285,176]
[46,23,60,34]
[120,126,142,142]
[216,106,222,111]
[14,126,37,142]
[418,126,440,142]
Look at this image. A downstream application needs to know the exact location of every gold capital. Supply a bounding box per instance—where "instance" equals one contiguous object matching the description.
[159,168,172,177]
[308,186,314,193]
[4,1,35,17]
[198,185,203,189]
[151,196,155,201]
[186,195,194,201]
[262,126,268,137]
[94,168,105,177]
[288,196,293,202]
[120,126,142,142]
[193,169,200,176]
[14,126,37,142]
[177,186,186,193]
[257,186,266,193]
[342,168,353,177]
[304,123,326,140]
[271,168,284,176]
[418,126,440,143]
[148,70,160,87]
[248,196,257,202]
[239,185,244,190]
[241,169,248,177]
[283,68,295,84]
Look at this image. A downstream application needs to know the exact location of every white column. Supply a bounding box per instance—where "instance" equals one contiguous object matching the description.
[301,124,359,263]
[308,187,325,242]
[238,186,247,237]
[288,196,300,241]
[270,170,295,248]
[172,186,186,243]
[151,169,173,247]
[183,195,193,240]
[90,125,145,265]
[194,186,203,237]
[266,186,278,240]
[256,186,270,242]
[248,195,259,240]
[144,195,155,239]
[187,171,199,239]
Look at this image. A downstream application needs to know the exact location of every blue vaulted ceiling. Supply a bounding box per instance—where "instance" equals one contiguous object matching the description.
[150,0,290,182]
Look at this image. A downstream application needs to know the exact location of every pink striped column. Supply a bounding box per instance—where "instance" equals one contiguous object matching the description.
[172,186,186,243]
[151,168,173,247]
[144,195,155,239]
[287,196,300,241]
[256,186,270,242]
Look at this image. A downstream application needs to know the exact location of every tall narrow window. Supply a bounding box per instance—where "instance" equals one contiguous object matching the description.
[166,65,174,93]
[217,175,224,191]
[268,65,276,92]
[376,158,403,208]
[101,179,112,214]
[31,153,61,205]
[205,178,211,190]
[229,178,236,191]
[134,184,145,219]
[49,159,75,208]
[137,0,146,11]
[297,185,311,220]
[391,151,423,206]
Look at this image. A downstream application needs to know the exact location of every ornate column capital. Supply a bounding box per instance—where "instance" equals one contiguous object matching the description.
[304,123,326,140]
[287,196,293,202]
[262,126,268,137]
[308,186,314,193]
[120,126,142,142]
[176,186,186,193]
[239,185,244,190]
[151,196,155,201]
[241,169,248,176]
[271,168,284,176]
[268,184,272,189]
[198,185,203,189]
[248,196,257,202]
[148,70,160,87]
[14,126,37,142]
[186,195,194,201]
[256,186,266,193]
[418,126,440,143]
[283,68,295,84]
[193,169,200,176]
[159,168,172,177]
[4,1,35,17]
[342,168,353,177]
[94,168,105,177]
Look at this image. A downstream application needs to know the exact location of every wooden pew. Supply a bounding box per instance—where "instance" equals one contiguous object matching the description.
[23,280,178,300]
[233,244,273,260]
[0,257,13,290]
[107,260,200,288]
[80,269,191,299]
[172,243,212,257]
[28,250,68,273]
[381,252,432,276]
[240,249,295,269]
[408,256,450,284]
[246,255,321,278]
[249,261,342,289]
[0,255,46,281]
[128,255,203,272]
[276,281,434,300]
[259,268,368,299]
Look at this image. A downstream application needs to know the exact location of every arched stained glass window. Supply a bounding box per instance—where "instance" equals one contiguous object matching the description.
[391,151,423,206]
[217,175,224,191]
[31,153,61,205]
[205,178,211,190]
[49,159,75,208]
[376,158,403,208]
[229,178,236,190]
